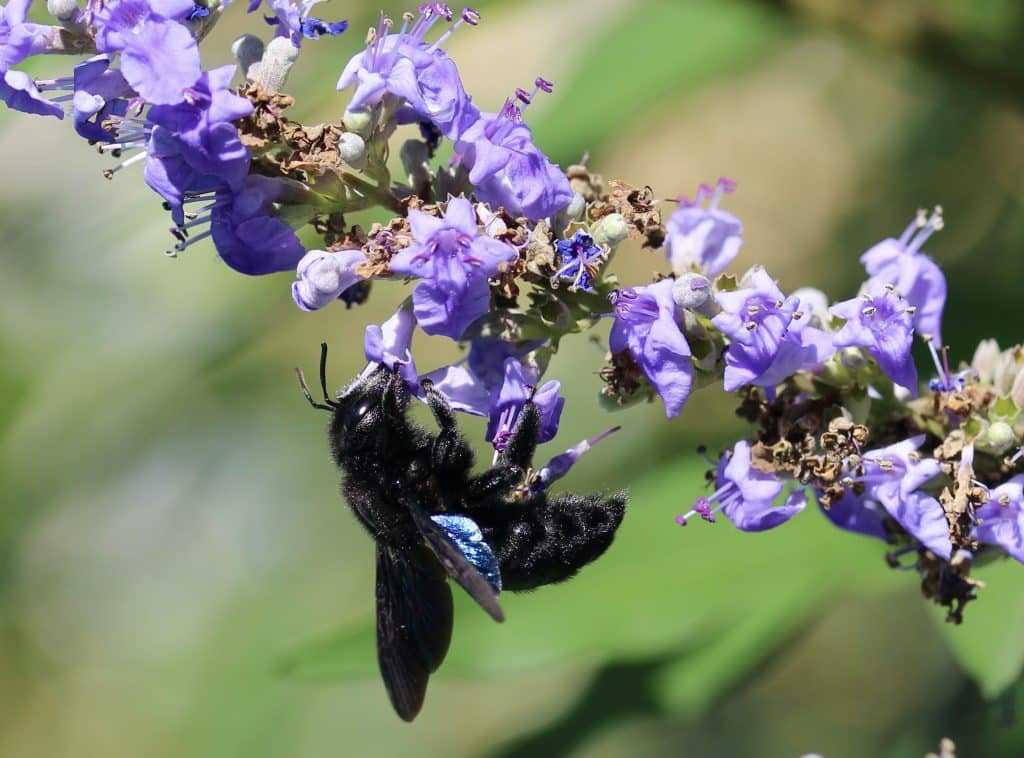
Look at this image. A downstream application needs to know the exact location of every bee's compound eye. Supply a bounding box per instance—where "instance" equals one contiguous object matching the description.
[342,396,377,431]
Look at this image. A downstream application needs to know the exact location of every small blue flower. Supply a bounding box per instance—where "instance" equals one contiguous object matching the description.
[552,232,605,292]
[830,281,918,394]
[973,476,1024,564]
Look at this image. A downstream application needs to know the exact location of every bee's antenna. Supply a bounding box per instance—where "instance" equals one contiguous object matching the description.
[319,341,336,407]
[295,367,334,411]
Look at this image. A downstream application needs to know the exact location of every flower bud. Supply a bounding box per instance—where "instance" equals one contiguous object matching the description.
[46,0,79,21]
[673,273,714,315]
[342,108,373,139]
[590,212,630,249]
[251,37,300,94]
[292,249,367,311]
[978,421,1016,455]
[338,132,367,169]
[231,34,265,80]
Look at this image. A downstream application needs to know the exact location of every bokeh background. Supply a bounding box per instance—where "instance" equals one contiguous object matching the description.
[3,0,1024,755]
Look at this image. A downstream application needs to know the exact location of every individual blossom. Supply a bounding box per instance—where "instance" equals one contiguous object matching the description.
[609,278,692,418]
[292,248,367,311]
[455,88,573,220]
[830,436,951,559]
[257,0,348,45]
[143,64,254,216]
[551,231,606,292]
[207,176,306,275]
[1,0,63,118]
[676,440,807,531]
[665,177,743,277]
[336,5,478,139]
[486,357,564,452]
[712,266,834,393]
[973,476,1024,564]
[861,207,946,342]
[67,55,132,143]
[388,196,517,340]
[88,0,202,105]
[830,281,919,394]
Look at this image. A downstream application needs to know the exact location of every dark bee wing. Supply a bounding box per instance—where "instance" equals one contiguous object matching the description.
[375,543,453,722]
[402,497,505,623]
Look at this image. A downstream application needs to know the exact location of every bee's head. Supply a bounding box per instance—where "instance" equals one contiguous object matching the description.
[328,364,409,460]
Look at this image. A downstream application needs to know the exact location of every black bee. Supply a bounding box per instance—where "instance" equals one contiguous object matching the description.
[297,343,626,721]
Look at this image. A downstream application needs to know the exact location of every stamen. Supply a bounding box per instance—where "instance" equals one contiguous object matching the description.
[906,205,943,254]
[709,176,736,209]
[101,149,147,178]
[898,208,928,246]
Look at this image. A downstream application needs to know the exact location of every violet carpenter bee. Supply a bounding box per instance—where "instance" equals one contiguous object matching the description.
[297,344,626,721]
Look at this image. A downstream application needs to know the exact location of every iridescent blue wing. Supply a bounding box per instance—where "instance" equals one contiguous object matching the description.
[402,496,505,623]
[429,514,502,595]
[375,543,453,722]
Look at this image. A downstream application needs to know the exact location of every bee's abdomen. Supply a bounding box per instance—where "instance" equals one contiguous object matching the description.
[488,492,627,592]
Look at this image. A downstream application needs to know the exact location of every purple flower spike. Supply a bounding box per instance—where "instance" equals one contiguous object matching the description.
[713,266,835,392]
[665,177,743,276]
[677,441,806,531]
[487,358,564,451]
[292,248,367,311]
[830,281,919,394]
[973,476,1024,563]
[389,196,516,340]
[609,278,692,418]
[861,207,946,342]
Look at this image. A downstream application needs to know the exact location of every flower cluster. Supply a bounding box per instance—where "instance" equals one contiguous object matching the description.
[7,0,1022,624]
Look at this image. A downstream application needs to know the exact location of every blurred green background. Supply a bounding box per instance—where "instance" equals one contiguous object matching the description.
[2,0,1024,755]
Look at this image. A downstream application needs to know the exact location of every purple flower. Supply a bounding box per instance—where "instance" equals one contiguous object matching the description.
[1,68,63,117]
[532,426,620,492]
[712,266,834,392]
[362,300,420,390]
[455,106,572,220]
[89,0,201,105]
[68,55,132,142]
[388,196,516,340]
[486,358,564,452]
[830,281,919,394]
[552,231,606,292]
[609,278,692,418]
[827,435,951,558]
[143,65,253,213]
[259,0,347,45]
[973,477,1024,563]
[665,178,743,276]
[361,301,491,414]
[208,176,306,275]
[1,0,55,66]
[676,440,807,531]
[861,208,946,342]
[336,5,477,139]
[292,248,367,311]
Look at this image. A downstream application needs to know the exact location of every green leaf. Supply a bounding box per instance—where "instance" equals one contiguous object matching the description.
[937,557,1024,699]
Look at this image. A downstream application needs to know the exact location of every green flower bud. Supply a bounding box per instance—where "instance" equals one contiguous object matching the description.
[591,212,630,249]
[978,420,1016,454]
[231,34,265,80]
[342,109,374,139]
[338,132,367,169]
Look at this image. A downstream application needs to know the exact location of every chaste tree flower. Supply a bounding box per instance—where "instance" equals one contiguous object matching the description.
[609,279,692,418]
[712,266,834,393]
[665,177,743,276]
[388,197,517,340]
